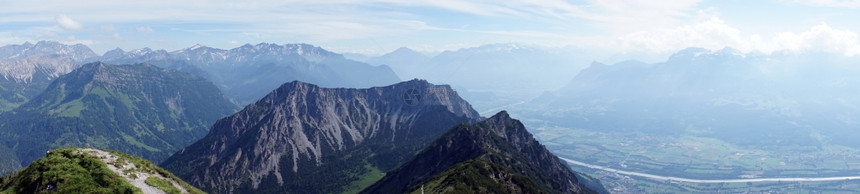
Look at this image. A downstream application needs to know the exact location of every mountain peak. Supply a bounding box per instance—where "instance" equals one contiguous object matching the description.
[277,80,316,90]
[0,40,98,61]
[103,48,124,56]
[34,40,62,46]
[131,47,153,53]
[488,110,511,121]
[177,44,219,53]
[380,47,428,59]
[393,47,415,52]
[396,78,432,86]
[362,110,590,194]
[162,80,480,193]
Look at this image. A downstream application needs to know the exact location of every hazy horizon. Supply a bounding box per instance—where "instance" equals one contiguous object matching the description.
[3,0,860,58]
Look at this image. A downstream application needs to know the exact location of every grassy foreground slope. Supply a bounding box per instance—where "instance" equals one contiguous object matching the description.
[0,147,203,194]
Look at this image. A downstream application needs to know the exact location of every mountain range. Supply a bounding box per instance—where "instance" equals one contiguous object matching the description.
[526,47,860,147]
[356,44,594,113]
[0,41,401,110]
[0,62,237,174]
[160,79,482,193]
[98,43,401,105]
[0,41,602,193]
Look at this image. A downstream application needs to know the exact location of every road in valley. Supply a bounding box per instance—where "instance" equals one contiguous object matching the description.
[560,157,860,183]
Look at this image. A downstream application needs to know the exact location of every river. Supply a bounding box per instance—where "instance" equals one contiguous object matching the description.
[560,157,860,183]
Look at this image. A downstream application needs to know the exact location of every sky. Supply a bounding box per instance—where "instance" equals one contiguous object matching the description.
[2,0,860,57]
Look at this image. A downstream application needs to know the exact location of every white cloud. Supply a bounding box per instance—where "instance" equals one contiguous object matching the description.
[54,15,83,30]
[617,17,744,53]
[773,23,860,55]
[615,16,860,56]
[287,21,386,41]
[582,0,702,33]
[2,1,859,56]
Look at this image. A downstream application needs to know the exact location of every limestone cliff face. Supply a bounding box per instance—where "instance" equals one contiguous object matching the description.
[0,41,96,111]
[362,111,592,194]
[162,79,481,193]
[0,41,96,84]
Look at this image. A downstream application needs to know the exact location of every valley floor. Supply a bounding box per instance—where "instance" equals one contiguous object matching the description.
[523,123,860,193]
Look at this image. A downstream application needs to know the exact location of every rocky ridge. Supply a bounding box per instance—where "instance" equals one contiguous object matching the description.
[362,111,592,194]
[162,79,481,193]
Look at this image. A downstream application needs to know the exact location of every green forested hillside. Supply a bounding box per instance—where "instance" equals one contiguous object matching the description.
[0,62,237,175]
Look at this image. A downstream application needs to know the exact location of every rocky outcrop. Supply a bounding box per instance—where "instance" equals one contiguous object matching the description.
[161,79,481,193]
[0,41,96,111]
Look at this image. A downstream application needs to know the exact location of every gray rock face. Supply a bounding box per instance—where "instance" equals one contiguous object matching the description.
[0,41,96,111]
[0,40,96,84]
[162,79,480,193]
[0,55,77,83]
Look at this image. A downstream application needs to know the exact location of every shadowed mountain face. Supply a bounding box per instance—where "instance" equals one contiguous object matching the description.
[99,43,401,105]
[362,111,592,194]
[161,79,481,193]
[0,62,237,175]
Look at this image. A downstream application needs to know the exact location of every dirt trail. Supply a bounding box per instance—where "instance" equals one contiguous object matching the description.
[77,148,189,194]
